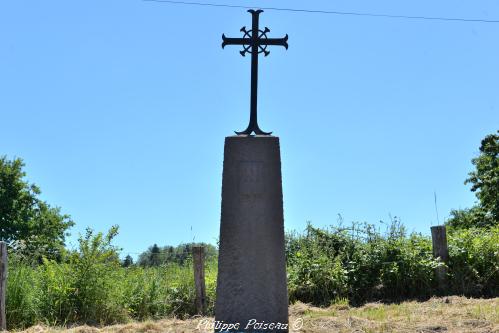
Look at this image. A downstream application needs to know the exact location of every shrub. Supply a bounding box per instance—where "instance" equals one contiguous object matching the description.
[447,225,499,296]
[287,220,444,306]
[5,222,498,329]
[6,229,219,330]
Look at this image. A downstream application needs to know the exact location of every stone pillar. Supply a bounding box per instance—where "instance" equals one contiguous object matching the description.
[215,136,288,333]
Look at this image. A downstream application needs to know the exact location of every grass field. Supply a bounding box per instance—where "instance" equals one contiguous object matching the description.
[10,296,499,333]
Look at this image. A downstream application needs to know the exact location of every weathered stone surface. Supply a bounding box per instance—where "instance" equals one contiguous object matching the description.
[215,136,288,333]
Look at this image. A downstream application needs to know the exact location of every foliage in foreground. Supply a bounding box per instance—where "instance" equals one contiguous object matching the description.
[6,228,217,330]
[286,220,499,306]
[6,222,498,330]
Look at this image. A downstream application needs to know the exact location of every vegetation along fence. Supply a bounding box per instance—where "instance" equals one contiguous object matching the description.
[2,224,499,330]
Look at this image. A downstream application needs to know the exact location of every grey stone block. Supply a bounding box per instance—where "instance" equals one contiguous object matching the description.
[215,136,289,333]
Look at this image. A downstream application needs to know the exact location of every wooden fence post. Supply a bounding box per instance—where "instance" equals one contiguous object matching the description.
[431,226,449,293]
[193,246,206,315]
[0,242,7,331]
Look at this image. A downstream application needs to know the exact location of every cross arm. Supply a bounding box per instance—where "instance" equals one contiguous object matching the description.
[259,34,289,49]
[222,34,251,48]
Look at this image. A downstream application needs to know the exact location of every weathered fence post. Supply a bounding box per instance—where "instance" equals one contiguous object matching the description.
[193,246,206,315]
[0,242,7,331]
[431,226,449,293]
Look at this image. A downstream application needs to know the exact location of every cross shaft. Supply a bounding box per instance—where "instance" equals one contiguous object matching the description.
[222,9,288,135]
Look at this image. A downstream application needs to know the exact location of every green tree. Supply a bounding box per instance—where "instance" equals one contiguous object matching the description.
[447,131,499,228]
[0,156,74,260]
[447,206,494,229]
[465,131,499,222]
[122,254,134,267]
[149,243,161,266]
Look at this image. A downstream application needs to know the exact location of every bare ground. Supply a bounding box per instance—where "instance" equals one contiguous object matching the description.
[12,296,499,333]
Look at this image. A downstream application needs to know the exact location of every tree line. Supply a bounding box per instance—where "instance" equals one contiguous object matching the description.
[128,242,218,267]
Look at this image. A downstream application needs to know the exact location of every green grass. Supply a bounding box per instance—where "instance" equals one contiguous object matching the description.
[5,223,498,330]
[6,259,218,330]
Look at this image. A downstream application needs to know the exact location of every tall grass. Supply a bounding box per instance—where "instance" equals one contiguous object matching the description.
[7,259,218,329]
[5,258,39,329]
[6,222,498,330]
[6,228,218,330]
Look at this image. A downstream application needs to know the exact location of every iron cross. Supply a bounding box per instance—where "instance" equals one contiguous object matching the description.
[222,9,288,135]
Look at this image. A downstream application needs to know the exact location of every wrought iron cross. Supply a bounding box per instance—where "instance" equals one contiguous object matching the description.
[222,9,288,135]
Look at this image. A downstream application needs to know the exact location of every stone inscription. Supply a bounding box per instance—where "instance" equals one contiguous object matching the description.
[238,161,264,197]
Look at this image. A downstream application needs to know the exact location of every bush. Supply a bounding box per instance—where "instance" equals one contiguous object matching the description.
[288,250,348,306]
[447,225,499,296]
[6,227,218,330]
[6,222,498,329]
[286,219,490,306]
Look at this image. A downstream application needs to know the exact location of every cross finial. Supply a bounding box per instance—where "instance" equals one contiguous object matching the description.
[222,10,289,135]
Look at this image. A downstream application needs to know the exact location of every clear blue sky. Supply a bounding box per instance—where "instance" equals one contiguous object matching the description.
[1,0,498,258]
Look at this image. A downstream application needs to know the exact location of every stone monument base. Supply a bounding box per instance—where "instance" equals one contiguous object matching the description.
[215,136,288,333]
